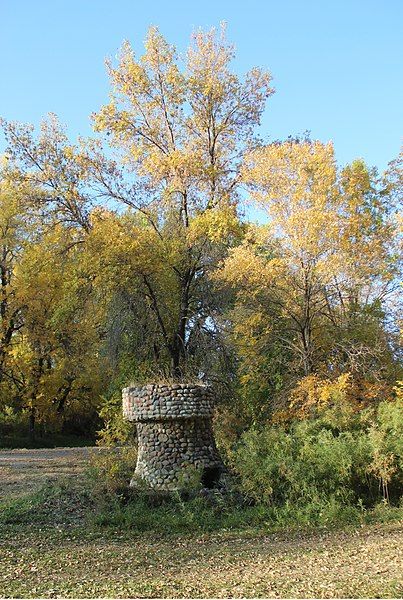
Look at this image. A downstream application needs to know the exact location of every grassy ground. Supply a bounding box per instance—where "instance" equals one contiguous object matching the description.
[0,447,402,598]
[1,520,402,598]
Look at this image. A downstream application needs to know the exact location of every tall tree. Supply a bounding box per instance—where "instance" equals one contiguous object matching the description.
[14,223,108,439]
[0,165,38,390]
[0,160,106,440]
[217,140,400,416]
[88,25,273,377]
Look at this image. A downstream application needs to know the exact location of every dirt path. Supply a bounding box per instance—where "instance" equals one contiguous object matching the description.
[0,447,98,500]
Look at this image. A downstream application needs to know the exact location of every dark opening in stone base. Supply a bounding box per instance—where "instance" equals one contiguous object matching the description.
[201,465,222,489]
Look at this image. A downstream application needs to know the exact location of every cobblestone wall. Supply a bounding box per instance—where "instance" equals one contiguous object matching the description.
[122,383,223,490]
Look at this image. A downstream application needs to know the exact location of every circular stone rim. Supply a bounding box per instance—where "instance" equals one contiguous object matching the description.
[122,383,215,422]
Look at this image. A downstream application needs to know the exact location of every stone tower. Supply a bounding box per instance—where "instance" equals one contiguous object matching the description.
[122,382,223,491]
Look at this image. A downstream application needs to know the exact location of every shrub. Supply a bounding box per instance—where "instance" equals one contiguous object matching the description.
[96,393,134,447]
[367,398,403,503]
[231,399,403,509]
[86,446,138,497]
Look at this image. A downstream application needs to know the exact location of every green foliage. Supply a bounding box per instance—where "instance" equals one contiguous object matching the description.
[96,394,134,447]
[2,472,402,536]
[367,399,403,503]
[81,458,370,533]
[0,406,27,436]
[86,447,138,496]
[231,400,403,508]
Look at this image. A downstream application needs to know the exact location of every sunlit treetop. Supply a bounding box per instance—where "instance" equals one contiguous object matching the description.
[93,24,274,217]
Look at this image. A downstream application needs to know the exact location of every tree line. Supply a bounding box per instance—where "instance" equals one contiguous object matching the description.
[0,25,401,442]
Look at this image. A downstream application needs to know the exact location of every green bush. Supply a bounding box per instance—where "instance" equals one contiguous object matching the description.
[3,398,398,535]
[231,400,403,509]
[85,446,138,498]
[367,399,403,503]
[96,393,134,447]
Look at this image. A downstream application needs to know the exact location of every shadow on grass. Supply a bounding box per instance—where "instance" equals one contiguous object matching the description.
[0,434,95,449]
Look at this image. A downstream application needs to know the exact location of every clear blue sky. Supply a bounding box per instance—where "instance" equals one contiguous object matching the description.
[1,0,402,172]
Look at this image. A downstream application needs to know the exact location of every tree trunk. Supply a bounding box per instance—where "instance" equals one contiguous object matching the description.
[28,408,36,443]
[169,267,193,379]
[170,344,182,379]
